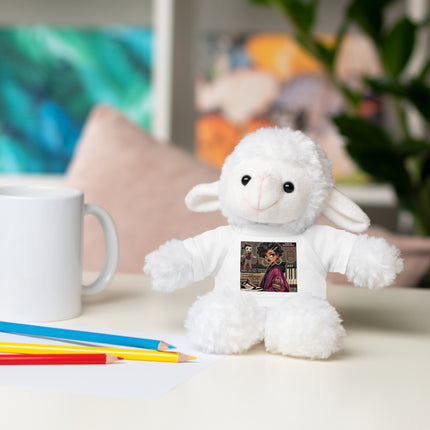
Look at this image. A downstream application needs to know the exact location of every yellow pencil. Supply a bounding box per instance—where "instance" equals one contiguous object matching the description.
[0,342,195,363]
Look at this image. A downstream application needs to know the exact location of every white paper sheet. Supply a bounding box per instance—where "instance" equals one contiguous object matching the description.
[0,330,222,399]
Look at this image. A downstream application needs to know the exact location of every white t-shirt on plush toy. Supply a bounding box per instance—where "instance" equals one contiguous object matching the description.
[184,224,357,307]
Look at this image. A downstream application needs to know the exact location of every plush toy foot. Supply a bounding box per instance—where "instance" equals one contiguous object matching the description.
[185,290,266,354]
[264,294,346,359]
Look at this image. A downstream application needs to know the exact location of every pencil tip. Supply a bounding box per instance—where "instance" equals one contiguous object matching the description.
[158,341,176,351]
[178,353,196,363]
[106,355,124,363]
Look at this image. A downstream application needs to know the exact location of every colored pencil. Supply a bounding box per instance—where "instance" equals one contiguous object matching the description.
[0,342,195,363]
[0,353,122,365]
[0,321,175,351]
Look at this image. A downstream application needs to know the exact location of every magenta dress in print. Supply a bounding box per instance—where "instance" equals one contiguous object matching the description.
[259,264,289,292]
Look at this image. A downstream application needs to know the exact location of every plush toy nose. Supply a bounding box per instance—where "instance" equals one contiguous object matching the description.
[248,174,283,211]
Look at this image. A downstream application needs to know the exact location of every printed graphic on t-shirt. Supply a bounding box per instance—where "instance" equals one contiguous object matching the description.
[240,241,297,292]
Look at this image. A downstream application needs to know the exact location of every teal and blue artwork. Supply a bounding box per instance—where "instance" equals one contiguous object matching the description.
[0,25,153,173]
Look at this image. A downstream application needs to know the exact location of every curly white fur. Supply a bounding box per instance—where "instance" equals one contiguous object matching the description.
[143,239,193,292]
[346,234,403,289]
[185,290,266,354]
[265,295,346,359]
[219,127,334,232]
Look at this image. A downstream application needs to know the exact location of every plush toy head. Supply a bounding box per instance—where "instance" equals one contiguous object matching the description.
[186,127,370,234]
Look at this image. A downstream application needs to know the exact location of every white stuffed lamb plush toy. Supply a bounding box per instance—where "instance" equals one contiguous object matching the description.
[144,127,403,359]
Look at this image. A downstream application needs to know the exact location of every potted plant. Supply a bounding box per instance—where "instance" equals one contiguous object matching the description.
[250,0,430,238]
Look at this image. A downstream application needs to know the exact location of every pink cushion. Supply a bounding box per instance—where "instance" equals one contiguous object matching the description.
[65,105,226,273]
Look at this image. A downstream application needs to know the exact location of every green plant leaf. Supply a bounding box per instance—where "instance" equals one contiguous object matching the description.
[397,138,430,156]
[346,144,411,197]
[405,79,430,119]
[347,0,395,40]
[418,59,430,80]
[333,115,411,195]
[422,154,430,182]
[333,115,395,150]
[366,77,430,121]
[295,33,335,69]
[314,39,336,69]
[381,17,416,76]
[365,77,405,96]
[279,0,318,34]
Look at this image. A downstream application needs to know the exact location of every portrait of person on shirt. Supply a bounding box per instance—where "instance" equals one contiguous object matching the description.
[256,242,290,292]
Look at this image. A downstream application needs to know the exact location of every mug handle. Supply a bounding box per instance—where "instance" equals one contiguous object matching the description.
[82,204,119,295]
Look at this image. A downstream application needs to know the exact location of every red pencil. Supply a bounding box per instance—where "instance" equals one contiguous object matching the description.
[0,353,123,365]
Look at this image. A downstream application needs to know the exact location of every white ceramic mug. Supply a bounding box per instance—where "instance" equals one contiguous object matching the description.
[0,185,119,322]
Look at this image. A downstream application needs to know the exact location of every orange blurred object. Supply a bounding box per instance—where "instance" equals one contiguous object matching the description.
[196,114,274,169]
[245,34,323,83]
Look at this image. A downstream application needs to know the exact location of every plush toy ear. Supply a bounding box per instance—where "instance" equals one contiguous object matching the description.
[322,187,370,233]
[185,181,221,212]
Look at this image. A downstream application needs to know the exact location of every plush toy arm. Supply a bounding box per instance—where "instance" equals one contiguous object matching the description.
[346,234,403,289]
[143,239,194,292]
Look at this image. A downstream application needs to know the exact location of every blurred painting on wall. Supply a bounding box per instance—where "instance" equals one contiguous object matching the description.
[195,32,382,183]
[0,25,153,173]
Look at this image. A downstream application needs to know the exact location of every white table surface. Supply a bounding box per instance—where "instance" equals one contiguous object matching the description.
[1,273,429,430]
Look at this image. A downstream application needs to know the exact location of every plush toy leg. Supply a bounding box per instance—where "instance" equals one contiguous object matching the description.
[264,294,346,359]
[185,290,266,354]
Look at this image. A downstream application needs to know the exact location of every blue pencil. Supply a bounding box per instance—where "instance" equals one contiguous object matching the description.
[0,321,175,351]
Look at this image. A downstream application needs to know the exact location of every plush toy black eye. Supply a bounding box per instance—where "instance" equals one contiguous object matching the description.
[283,181,295,193]
[241,175,251,186]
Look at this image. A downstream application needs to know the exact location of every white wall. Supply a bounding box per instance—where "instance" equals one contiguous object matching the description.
[0,0,153,25]
[196,0,350,33]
